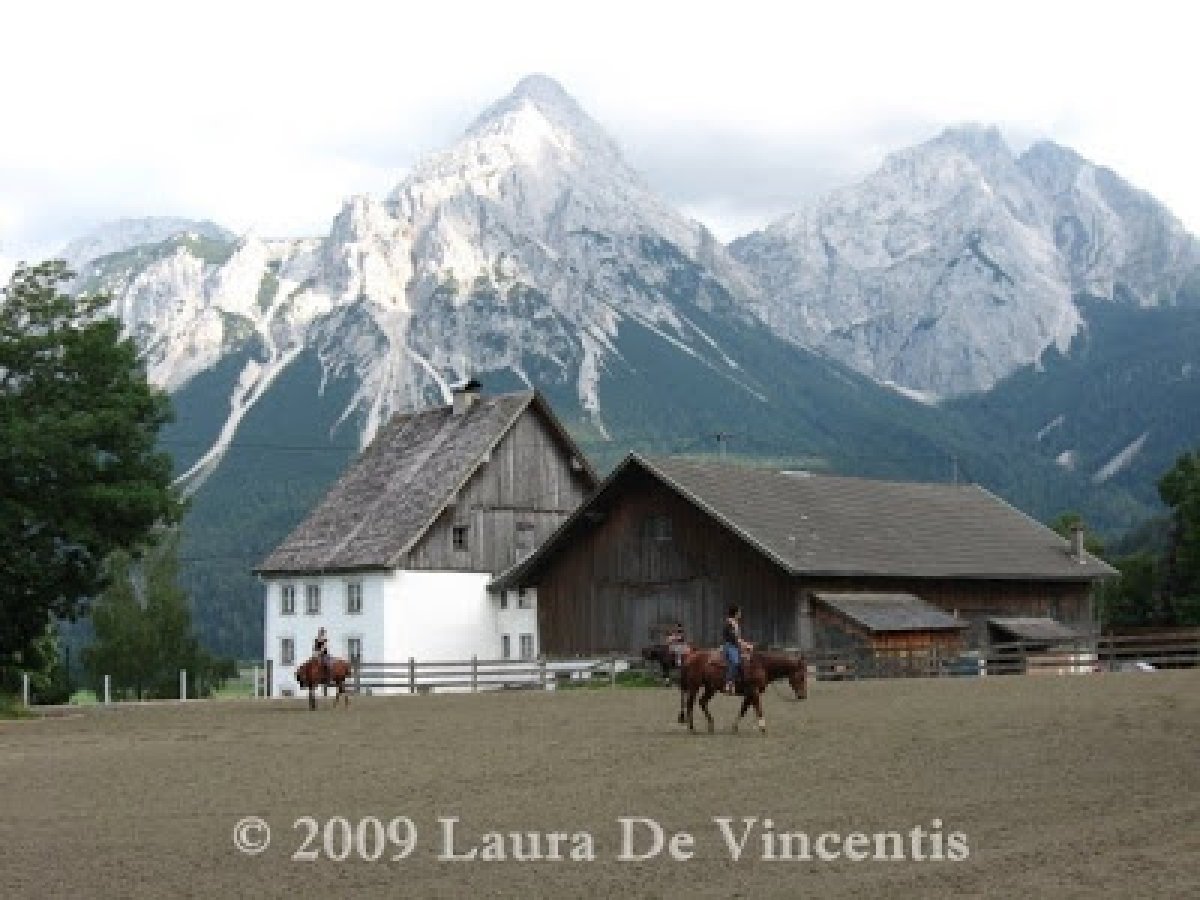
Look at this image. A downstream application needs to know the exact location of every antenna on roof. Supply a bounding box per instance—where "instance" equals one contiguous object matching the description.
[713,431,734,459]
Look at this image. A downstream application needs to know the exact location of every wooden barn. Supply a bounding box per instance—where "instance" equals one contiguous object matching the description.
[491,455,1116,655]
[253,382,596,695]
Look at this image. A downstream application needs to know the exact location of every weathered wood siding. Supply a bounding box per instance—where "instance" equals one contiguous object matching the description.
[535,467,1097,654]
[536,470,800,654]
[810,604,966,653]
[403,405,592,574]
[800,578,1092,646]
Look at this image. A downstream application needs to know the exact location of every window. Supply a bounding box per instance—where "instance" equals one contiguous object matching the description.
[346,637,362,661]
[515,521,535,550]
[643,514,673,542]
[452,525,469,551]
[281,637,295,666]
[346,581,363,615]
[519,633,534,661]
[518,589,532,610]
[305,584,321,615]
[499,592,509,610]
[501,634,511,659]
[281,584,296,615]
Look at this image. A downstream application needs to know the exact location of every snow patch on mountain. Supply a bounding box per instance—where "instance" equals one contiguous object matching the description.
[1037,414,1065,441]
[1092,432,1149,483]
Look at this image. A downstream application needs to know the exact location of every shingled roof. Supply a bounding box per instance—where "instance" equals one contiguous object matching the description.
[254,391,594,575]
[814,593,969,632]
[493,454,1117,588]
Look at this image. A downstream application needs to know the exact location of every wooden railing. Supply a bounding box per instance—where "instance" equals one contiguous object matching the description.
[794,631,1200,681]
[348,655,635,694]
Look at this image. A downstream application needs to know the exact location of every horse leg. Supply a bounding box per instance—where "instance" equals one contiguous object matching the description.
[677,682,688,725]
[686,684,698,732]
[752,689,766,734]
[308,683,316,711]
[733,695,751,733]
[699,684,716,734]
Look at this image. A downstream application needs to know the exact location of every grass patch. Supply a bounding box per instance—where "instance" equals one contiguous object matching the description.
[0,694,34,719]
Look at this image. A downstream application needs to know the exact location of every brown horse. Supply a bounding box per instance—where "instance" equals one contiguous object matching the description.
[756,650,809,700]
[676,648,807,726]
[680,649,769,734]
[295,656,352,710]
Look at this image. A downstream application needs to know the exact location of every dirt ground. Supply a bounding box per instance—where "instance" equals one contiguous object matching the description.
[3,672,1198,899]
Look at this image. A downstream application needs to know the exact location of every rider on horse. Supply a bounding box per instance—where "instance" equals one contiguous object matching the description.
[314,627,330,684]
[666,621,687,670]
[721,605,752,694]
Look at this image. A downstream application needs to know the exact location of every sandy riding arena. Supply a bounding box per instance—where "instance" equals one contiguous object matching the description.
[3,672,1198,899]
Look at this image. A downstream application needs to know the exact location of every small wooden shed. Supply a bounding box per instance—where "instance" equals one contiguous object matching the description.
[812,592,969,652]
[811,591,969,676]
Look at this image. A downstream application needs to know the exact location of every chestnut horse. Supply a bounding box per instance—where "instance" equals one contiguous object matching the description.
[675,648,807,727]
[757,650,809,700]
[295,656,352,710]
[680,650,770,734]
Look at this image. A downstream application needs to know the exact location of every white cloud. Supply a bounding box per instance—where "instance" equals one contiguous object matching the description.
[1,0,1197,254]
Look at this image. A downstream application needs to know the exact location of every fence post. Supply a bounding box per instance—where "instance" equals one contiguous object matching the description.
[539,656,547,691]
[21,671,30,708]
[408,657,416,695]
[609,654,617,688]
[471,655,478,693]
[103,674,112,704]
[179,669,187,701]
[253,665,260,698]
[266,659,273,698]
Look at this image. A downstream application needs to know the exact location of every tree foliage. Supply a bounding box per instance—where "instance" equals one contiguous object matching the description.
[83,531,236,699]
[0,261,181,670]
[1158,450,1200,624]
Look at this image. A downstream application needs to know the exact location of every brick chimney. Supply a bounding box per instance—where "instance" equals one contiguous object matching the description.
[452,378,482,416]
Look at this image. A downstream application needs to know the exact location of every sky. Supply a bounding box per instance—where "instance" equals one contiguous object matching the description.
[2,0,1197,276]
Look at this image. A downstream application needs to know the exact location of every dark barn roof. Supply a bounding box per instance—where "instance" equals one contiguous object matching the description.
[814,592,969,633]
[493,454,1117,589]
[255,391,595,575]
[988,617,1079,642]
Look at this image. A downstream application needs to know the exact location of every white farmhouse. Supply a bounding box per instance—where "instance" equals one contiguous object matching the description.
[253,382,597,696]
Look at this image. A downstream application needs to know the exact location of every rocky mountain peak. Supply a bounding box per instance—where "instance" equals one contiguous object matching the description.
[461,73,621,167]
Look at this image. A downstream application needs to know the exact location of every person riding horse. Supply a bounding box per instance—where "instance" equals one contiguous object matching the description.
[314,627,330,685]
[721,605,753,694]
[666,621,687,670]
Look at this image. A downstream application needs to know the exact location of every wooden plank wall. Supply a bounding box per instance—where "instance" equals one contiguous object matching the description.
[537,471,799,653]
[536,467,1098,654]
[403,406,593,574]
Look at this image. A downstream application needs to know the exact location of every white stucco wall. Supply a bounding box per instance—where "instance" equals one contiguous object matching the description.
[263,573,541,696]
[262,572,387,697]
[495,588,539,660]
[383,570,499,661]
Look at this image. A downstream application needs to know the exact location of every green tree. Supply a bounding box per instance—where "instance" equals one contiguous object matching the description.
[1158,450,1200,625]
[84,533,235,699]
[0,621,72,704]
[1095,553,1163,629]
[0,261,181,675]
